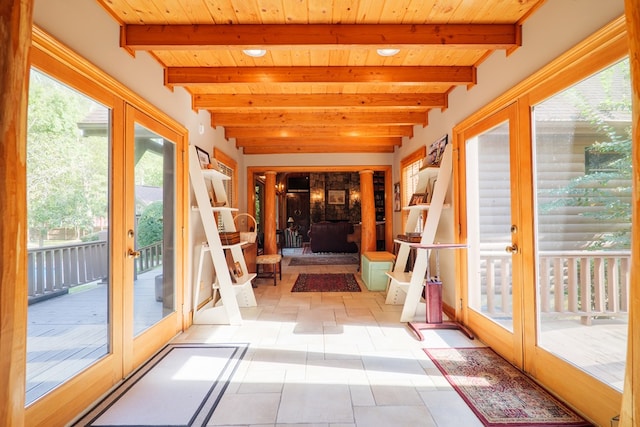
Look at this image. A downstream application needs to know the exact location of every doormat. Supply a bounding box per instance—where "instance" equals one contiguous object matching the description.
[423,347,592,427]
[289,255,358,265]
[292,273,361,292]
[74,343,248,427]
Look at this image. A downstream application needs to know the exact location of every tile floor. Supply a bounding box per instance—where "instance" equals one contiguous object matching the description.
[172,249,486,426]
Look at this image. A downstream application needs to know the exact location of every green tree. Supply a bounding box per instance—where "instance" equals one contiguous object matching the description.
[137,202,164,247]
[27,70,108,245]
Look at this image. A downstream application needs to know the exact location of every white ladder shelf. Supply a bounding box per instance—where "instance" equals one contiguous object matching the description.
[385,144,453,322]
[189,145,256,325]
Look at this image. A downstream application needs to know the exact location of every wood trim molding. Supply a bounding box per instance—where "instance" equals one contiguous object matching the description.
[400,146,427,169]
[621,3,639,426]
[0,1,33,426]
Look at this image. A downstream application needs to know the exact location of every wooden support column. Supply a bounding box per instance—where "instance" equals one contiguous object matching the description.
[264,171,277,255]
[359,170,376,253]
[0,1,33,426]
[621,2,639,426]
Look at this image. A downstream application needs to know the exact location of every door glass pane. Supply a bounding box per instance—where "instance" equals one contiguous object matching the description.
[466,121,514,331]
[533,58,630,390]
[26,69,110,404]
[133,124,176,336]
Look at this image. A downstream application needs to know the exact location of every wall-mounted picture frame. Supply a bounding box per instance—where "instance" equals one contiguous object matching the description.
[393,182,401,212]
[327,189,346,205]
[409,192,429,206]
[195,145,211,169]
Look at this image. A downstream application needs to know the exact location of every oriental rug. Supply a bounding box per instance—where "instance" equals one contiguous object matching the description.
[74,343,247,427]
[288,255,358,266]
[423,347,592,427]
[292,273,361,292]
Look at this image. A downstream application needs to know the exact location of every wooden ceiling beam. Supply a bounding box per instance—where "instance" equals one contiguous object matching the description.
[239,140,397,154]
[243,145,395,154]
[122,23,521,50]
[211,111,427,127]
[225,125,413,139]
[194,93,446,110]
[237,137,401,148]
[166,66,475,85]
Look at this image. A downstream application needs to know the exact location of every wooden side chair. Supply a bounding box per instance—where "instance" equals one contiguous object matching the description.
[255,253,282,286]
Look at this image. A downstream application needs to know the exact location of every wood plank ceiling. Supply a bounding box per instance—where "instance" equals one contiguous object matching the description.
[97,0,546,154]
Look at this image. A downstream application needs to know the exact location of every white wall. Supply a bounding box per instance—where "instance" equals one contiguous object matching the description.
[394,0,625,305]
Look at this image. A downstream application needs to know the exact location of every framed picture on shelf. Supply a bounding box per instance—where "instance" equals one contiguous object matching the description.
[234,261,244,278]
[195,146,211,169]
[327,189,346,205]
[409,192,429,206]
[425,134,448,167]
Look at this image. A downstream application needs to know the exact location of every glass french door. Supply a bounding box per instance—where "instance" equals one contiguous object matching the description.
[522,58,631,420]
[460,104,525,365]
[124,105,183,370]
[24,84,183,425]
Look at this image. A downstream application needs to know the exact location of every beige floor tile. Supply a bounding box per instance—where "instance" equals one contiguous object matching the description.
[353,405,437,427]
[177,251,485,427]
[209,392,280,425]
[277,383,353,424]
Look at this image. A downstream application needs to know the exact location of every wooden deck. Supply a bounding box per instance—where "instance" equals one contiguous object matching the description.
[26,268,163,405]
[539,316,627,390]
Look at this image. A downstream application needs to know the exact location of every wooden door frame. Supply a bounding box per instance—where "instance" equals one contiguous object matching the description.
[246,165,393,252]
[124,105,187,374]
[455,103,525,367]
[20,28,188,427]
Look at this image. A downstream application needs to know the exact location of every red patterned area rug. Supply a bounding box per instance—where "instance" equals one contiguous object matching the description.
[292,273,361,292]
[424,347,592,427]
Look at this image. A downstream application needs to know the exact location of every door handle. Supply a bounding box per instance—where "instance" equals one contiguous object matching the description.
[128,249,141,259]
[505,244,518,254]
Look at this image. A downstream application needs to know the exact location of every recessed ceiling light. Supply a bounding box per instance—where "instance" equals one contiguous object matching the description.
[242,49,267,58]
[376,48,400,57]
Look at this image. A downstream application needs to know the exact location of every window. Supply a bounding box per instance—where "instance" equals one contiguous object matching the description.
[214,148,237,208]
[400,147,426,230]
[584,147,624,174]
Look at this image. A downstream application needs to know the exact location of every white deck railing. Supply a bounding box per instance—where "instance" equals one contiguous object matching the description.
[481,250,631,324]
